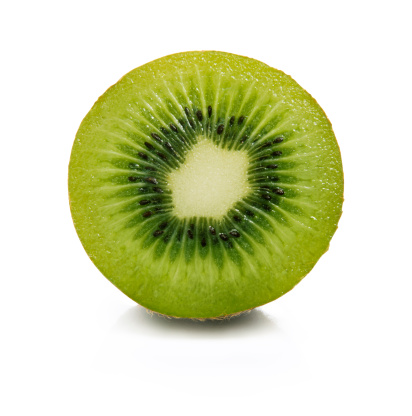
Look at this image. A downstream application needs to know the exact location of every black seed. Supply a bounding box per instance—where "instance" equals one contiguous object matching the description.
[153,187,163,193]
[272,151,282,156]
[145,166,156,171]
[196,110,203,121]
[138,152,149,160]
[233,215,242,222]
[144,142,154,150]
[245,210,255,217]
[274,188,285,195]
[217,124,224,135]
[159,222,168,230]
[189,119,195,129]
[129,163,139,169]
[187,229,194,239]
[184,107,190,117]
[151,133,162,143]
[157,152,167,161]
[240,135,248,143]
[274,137,284,143]
[262,204,271,211]
[238,115,245,125]
[259,142,272,149]
[201,237,207,247]
[269,176,279,181]
[145,177,158,185]
[139,200,150,205]
[209,226,216,235]
[128,176,138,182]
[143,211,152,218]
[219,233,229,241]
[170,123,178,132]
[164,142,174,152]
[208,105,212,117]
[258,156,268,161]
[153,230,164,237]
[230,116,235,125]
[262,194,271,200]
[267,164,278,169]
[229,230,240,238]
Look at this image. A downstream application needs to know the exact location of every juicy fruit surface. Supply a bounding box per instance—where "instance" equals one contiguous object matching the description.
[69,51,343,318]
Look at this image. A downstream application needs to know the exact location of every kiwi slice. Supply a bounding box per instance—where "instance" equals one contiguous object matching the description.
[69,51,343,319]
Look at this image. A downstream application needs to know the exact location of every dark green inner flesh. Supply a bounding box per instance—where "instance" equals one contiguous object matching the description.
[69,52,343,318]
[107,105,295,268]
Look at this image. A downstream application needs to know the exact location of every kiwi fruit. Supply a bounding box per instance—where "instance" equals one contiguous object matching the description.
[69,51,343,319]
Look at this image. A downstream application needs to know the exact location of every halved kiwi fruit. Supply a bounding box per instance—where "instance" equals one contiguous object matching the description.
[69,51,343,319]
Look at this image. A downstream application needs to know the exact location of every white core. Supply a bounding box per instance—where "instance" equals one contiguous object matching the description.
[168,139,250,219]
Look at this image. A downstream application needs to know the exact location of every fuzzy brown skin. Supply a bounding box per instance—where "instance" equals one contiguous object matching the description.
[145,307,253,321]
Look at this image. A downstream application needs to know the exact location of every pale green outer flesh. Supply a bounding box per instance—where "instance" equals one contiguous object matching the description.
[69,51,344,318]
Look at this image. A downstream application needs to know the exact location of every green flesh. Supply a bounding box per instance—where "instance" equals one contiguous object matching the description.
[69,51,343,318]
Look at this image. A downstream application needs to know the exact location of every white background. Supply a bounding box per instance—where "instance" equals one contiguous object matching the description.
[1,1,411,415]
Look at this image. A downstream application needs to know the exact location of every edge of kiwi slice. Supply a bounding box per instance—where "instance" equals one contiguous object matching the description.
[69,51,343,319]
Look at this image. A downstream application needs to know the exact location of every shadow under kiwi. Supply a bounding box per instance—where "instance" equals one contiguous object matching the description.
[111,304,279,338]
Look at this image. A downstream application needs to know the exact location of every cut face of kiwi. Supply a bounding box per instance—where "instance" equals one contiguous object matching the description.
[69,51,343,319]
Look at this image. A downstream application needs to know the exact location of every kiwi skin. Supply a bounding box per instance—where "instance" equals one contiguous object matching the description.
[69,51,343,319]
[145,307,254,322]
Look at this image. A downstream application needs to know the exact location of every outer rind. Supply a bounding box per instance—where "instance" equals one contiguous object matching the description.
[69,51,344,318]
